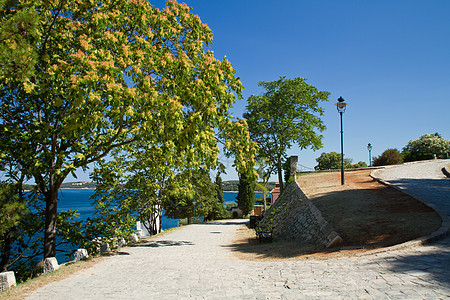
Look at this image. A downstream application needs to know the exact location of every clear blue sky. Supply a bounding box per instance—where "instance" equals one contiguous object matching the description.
[69,0,450,182]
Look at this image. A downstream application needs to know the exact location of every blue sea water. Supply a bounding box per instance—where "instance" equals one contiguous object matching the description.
[57,189,262,223]
[57,189,182,230]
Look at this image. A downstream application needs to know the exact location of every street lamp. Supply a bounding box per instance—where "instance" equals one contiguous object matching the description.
[192,199,197,224]
[335,96,347,185]
[367,143,373,167]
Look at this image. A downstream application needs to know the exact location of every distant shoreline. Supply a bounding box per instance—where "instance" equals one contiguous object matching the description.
[60,188,95,190]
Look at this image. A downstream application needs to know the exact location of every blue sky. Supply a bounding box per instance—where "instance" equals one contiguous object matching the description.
[69,0,450,182]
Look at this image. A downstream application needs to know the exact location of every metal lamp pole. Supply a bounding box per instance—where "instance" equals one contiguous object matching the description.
[367,143,373,167]
[335,97,348,185]
[193,200,197,224]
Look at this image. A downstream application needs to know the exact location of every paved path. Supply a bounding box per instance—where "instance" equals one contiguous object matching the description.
[27,161,450,299]
[376,159,450,221]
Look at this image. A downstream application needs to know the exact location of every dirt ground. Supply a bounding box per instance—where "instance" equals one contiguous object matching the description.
[230,169,442,261]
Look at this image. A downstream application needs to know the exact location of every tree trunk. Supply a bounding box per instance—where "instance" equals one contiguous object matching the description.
[44,187,59,258]
[0,229,13,272]
[158,206,162,234]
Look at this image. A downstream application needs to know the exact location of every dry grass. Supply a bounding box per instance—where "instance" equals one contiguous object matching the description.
[228,169,442,261]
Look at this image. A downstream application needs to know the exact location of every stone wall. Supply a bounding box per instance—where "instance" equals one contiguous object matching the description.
[259,181,342,248]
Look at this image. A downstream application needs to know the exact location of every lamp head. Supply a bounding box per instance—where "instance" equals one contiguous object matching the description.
[335,96,348,113]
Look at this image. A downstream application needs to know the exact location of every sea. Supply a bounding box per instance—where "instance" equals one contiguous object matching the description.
[53,189,262,263]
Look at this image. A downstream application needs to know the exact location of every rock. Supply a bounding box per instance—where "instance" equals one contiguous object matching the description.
[0,271,16,292]
[129,233,139,243]
[118,238,126,248]
[73,249,89,262]
[100,243,110,254]
[43,257,59,274]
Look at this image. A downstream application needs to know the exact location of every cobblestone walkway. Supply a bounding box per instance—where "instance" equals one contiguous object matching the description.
[376,159,450,221]
[27,161,450,299]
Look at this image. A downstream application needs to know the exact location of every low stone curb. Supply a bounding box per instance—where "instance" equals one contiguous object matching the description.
[442,165,450,178]
[367,167,450,256]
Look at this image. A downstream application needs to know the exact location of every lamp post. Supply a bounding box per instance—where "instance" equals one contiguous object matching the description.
[367,143,373,167]
[335,96,347,185]
[192,199,197,224]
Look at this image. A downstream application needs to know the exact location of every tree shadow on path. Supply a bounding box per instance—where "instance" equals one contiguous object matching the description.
[374,236,450,288]
[132,240,195,248]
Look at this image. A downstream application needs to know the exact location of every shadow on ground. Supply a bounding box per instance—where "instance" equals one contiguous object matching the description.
[310,186,442,248]
[372,236,450,287]
[383,178,450,215]
[133,240,194,248]
[196,220,249,226]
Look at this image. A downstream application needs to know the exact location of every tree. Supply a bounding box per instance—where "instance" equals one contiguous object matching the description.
[236,171,255,216]
[255,157,276,212]
[0,0,40,81]
[373,149,403,166]
[402,133,449,162]
[164,169,228,222]
[315,152,353,170]
[215,172,224,204]
[244,77,329,193]
[0,182,27,272]
[0,0,254,259]
[351,161,368,169]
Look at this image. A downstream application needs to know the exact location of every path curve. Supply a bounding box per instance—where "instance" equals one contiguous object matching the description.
[374,159,450,222]
[27,162,450,299]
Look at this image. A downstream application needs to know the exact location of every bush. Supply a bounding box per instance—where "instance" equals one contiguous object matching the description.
[402,133,450,162]
[373,149,404,166]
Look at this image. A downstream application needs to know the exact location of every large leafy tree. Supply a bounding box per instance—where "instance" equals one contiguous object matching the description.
[402,133,449,162]
[0,0,255,259]
[244,77,329,192]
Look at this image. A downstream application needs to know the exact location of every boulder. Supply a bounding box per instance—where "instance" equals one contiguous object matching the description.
[73,249,89,262]
[129,233,139,243]
[0,271,16,292]
[118,238,127,248]
[100,243,110,254]
[43,257,59,274]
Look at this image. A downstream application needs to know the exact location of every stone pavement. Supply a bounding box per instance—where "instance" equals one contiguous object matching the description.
[375,159,450,222]
[27,161,450,299]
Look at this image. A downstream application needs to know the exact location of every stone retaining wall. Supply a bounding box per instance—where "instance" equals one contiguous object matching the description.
[259,181,342,248]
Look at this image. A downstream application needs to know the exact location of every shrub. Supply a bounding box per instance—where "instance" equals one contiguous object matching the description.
[402,133,450,162]
[373,149,404,166]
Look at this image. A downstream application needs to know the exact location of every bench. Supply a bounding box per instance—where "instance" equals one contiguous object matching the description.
[255,225,273,242]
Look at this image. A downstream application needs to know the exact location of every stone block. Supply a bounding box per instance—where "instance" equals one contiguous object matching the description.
[43,257,59,274]
[129,233,139,243]
[73,248,89,262]
[100,243,110,254]
[326,235,343,248]
[118,238,126,248]
[0,271,16,292]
